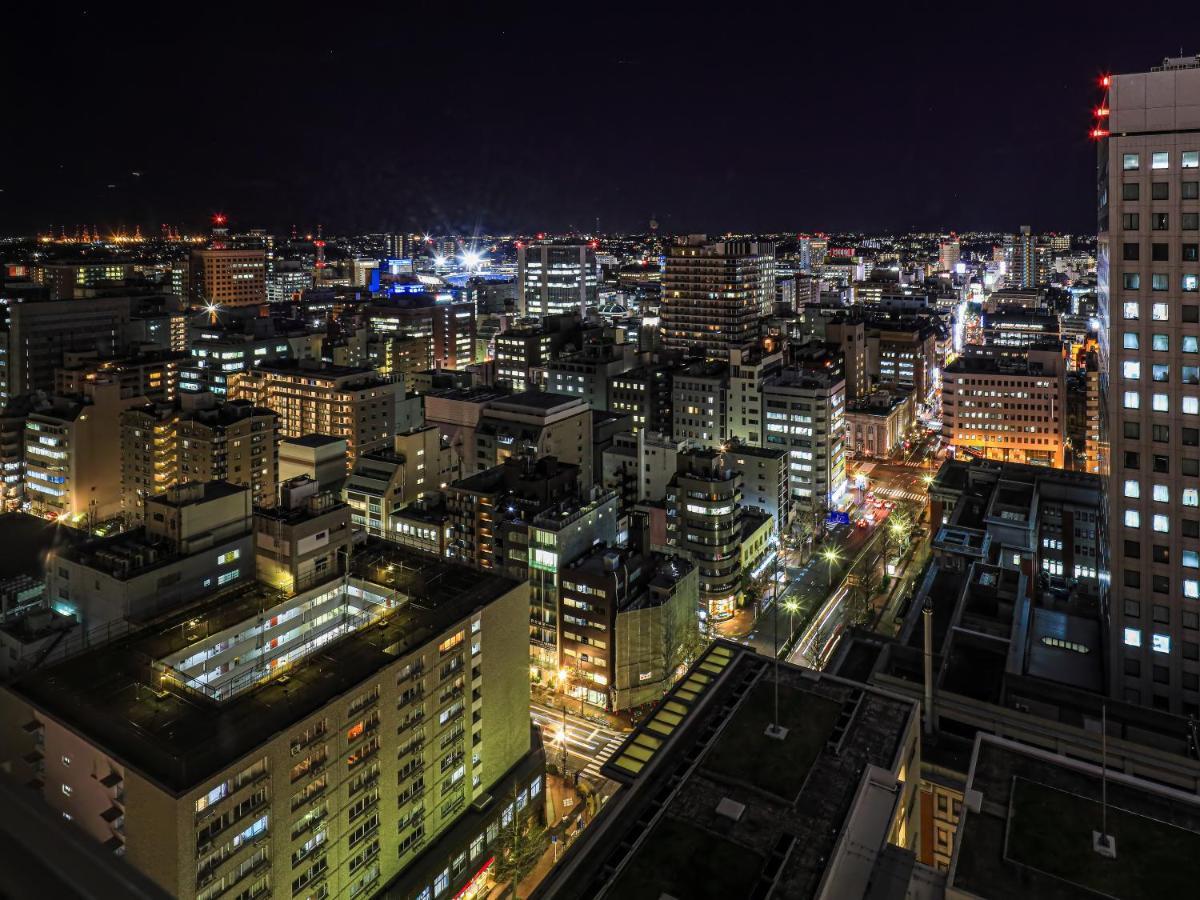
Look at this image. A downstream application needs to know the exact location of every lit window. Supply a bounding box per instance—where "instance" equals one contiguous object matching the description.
[1185,488,1200,507]
[1124,627,1142,647]
[1124,479,1140,498]
[1124,509,1141,528]
[1187,397,1200,415]
[1187,580,1200,599]
[1153,303,1169,320]
[217,549,240,565]
[217,569,239,586]
[1184,151,1200,169]
[1152,151,1169,169]
[1184,274,1199,292]
[1153,633,1171,653]
[1153,514,1169,533]
[1153,393,1169,412]
[1123,153,1140,171]
[1154,334,1170,351]
[1123,361,1141,380]
[1123,301,1139,319]
[1185,550,1200,568]
[1153,484,1169,502]
[1123,333,1139,349]
[1123,391,1140,409]
[61,784,72,797]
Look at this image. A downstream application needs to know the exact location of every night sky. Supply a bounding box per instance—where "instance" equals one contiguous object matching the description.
[1,3,1195,237]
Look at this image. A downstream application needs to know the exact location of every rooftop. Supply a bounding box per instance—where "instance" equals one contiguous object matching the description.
[535,641,917,900]
[10,542,520,793]
[282,433,348,449]
[486,390,586,413]
[950,734,1200,899]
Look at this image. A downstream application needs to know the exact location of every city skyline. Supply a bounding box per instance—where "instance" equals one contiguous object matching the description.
[0,5,1191,236]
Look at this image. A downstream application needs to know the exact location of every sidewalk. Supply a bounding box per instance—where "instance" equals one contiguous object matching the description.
[531,684,628,732]
[511,774,585,898]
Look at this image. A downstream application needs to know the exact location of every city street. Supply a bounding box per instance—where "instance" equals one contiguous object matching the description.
[530,700,627,785]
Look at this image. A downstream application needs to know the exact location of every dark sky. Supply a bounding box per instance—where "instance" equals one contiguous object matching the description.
[1,3,1196,237]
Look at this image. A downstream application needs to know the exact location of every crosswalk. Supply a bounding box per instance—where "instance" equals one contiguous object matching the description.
[873,486,929,503]
[581,736,624,782]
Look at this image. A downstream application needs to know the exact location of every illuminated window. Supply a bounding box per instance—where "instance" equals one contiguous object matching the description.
[1123,153,1140,171]
[1153,514,1169,533]
[1153,633,1171,653]
[1152,151,1169,170]
[1124,510,1141,528]
[1123,361,1141,380]
[1124,480,1140,498]
[1184,151,1200,169]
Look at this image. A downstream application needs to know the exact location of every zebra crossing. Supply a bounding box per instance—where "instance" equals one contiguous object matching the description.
[581,736,624,782]
[873,486,929,504]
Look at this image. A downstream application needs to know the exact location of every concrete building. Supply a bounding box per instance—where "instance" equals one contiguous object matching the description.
[0,294,142,400]
[365,297,476,371]
[278,434,348,490]
[37,261,139,300]
[422,387,510,473]
[189,246,267,307]
[1102,55,1200,714]
[661,236,776,356]
[517,244,599,317]
[546,340,639,410]
[671,360,728,448]
[1006,225,1049,288]
[943,344,1066,468]
[845,389,916,458]
[763,368,848,524]
[601,430,684,511]
[0,543,541,900]
[493,318,578,393]
[44,481,254,632]
[254,477,352,594]
[728,443,789,532]
[980,309,1062,348]
[55,350,187,404]
[179,323,323,398]
[344,426,456,538]
[607,365,673,435]
[236,361,401,462]
[868,320,939,408]
[474,391,593,482]
[24,381,145,524]
[667,449,747,625]
[120,395,280,520]
[727,343,784,446]
[532,641,924,900]
[559,546,698,710]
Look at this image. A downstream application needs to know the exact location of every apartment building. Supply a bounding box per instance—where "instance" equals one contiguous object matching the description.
[727,443,789,532]
[493,315,586,393]
[190,246,267,307]
[365,297,476,371]
[671,360,728,448]
[943,344,1067,468]
[120,395,280,520]
[55,350,188,404]
[601,430,684,510]
[1102,56,1200,713]
[727,343,784,446]
[179,324,323,397]
[236,361,401,462]
[0,543,540,900]
[24,381,145,524]
[762,368,848,523]
[661,236,776,356]
[344,426,457,538]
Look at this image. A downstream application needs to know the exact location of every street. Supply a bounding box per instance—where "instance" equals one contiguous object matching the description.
[530,700,627,784]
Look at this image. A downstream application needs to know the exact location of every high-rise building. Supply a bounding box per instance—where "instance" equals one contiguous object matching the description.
[938,234,961,272]
[0,542,541,900]
[661,236,776,356]
[1006,225,1049,288]
[1101,56,1200,714]
[366,297,477,371]
[235,361,401,462]
[517,244,599,318]
[189,247,267,308]
[120,395,280,520]
[762,368,848,524]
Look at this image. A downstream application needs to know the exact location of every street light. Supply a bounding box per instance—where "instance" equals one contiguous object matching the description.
[555,668,569,774]
[783,598,800,644]
[822,546,841,588]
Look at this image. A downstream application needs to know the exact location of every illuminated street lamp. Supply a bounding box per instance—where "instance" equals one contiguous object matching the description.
[783,598,800,641]
[822,546,841,588]
[555,668,569,773]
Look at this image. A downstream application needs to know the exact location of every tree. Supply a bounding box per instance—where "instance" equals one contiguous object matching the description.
[660,591,706,688]
[846,562,881,627]
[493,799,550,900]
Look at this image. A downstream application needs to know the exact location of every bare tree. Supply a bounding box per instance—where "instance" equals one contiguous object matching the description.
[493,791,550,900]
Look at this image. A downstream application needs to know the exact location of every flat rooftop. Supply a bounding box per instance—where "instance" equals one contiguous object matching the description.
[10,543,519,794]
[0,513,74,580]
[282,433,348,449]
[535,641,916,900]
[487,390,584,412]
[950,735,1200,899]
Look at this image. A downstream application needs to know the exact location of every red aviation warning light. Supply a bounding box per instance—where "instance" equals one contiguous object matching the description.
[212,213,227,226]
[1090,127,1110,140]
[1101,74,1112,88]
[1094,106,1110,118]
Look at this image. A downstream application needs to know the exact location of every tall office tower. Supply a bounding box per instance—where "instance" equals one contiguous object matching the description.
[762,368,847,524]
[661,236,776,357]
[1101,56,1200,715]
[517,244,599,318]
[0,544,541,900]
[938,234,961,272]
[386,232,415,259]
[1006,225,1049,288]
[189,246,267,308]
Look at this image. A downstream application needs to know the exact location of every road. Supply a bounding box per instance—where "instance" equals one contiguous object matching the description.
[530,701,628,784]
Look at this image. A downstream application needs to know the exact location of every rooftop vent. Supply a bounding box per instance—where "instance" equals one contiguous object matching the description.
[715,796,746,823]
